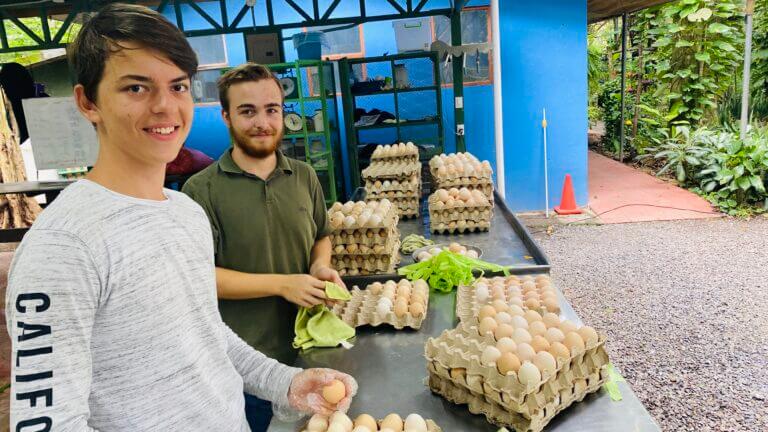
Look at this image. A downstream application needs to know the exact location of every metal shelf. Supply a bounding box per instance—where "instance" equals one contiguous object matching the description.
[354,118,439,130]
[351,85,439,97]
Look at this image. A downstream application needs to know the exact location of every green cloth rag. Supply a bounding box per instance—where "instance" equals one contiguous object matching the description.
[602,362,625,402]
[292,282,355,350]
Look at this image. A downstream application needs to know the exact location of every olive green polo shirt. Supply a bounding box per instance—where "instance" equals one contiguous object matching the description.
[182,149,331,365]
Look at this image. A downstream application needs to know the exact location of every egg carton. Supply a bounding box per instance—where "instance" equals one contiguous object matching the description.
[430,221,491,234]
[338,266,398,276]
[331,285,429,330]
[433,181,494,201]
[366,190,421,200]
[333,255,400,274]
[330,227,400,247]
[365,179,421,194]
[301,414,441,432]
[370,153,420,163]
[362,162,421,179]
[424,321,609,416]
[429,211,493,224]
[328,213,400,232]
[427,368,606,432]
[332,237,400,256]
[455,277,561,320]
[371,143,420,161]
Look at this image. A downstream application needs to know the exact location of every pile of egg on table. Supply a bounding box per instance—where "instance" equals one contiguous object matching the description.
[303,411,441,432]
[429,152,494,204]
[424,273,611,432]
[363,143,421,218]
[328,199,400,276]
[427,187,492,234]
[415,242,479,262]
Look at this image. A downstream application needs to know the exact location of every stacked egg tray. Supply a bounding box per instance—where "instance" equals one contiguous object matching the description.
[328,200,401,276]
[427,188,493,234]
[363,154,422,219]
[331,279,430,330]
[424,320,609,432]
[455,275,561,321]
[370,141,420,163]
[429,152,494,204]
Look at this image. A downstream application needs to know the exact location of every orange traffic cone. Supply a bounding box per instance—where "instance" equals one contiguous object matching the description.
[554,174,582,215]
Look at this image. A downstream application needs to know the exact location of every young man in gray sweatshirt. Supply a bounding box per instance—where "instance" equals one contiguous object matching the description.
[5,4,356,431]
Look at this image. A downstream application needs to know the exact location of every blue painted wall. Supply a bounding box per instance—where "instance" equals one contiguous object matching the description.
[498,0,588,211]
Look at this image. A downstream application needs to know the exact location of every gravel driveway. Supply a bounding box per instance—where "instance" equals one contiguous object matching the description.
[532,217,768,432]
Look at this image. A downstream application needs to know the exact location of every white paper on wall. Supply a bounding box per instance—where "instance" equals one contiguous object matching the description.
[21,96,98,170]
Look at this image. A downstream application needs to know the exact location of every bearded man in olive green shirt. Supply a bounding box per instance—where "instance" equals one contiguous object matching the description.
[182,63,344,432]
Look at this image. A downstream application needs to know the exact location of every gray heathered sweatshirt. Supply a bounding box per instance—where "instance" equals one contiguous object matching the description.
[6,179,302,431]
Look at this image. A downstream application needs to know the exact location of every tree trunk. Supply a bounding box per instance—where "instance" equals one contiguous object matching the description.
[0,86,42,228]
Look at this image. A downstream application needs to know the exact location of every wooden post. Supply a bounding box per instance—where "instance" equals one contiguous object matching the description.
[0,86,42,229]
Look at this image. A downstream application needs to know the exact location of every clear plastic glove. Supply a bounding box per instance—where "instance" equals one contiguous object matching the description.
[287,368,358,416]
[281,274,328,308]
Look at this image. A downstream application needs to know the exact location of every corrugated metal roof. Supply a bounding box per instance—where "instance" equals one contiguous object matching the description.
[588,0,675,23]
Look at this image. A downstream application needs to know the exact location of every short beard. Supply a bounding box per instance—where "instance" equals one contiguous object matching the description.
[230,126,282,159]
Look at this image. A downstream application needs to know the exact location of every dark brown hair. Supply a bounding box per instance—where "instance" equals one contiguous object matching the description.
[217,63,283,112]
[68,3,198,103]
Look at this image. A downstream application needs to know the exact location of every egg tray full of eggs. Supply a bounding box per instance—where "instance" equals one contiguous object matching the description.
[362,161,422,180]
[424,315,608,416]
[429,153,493,182]
[302,411,441,432]
[389,198,420,218]
[328,201,399,232]
[370,142,421,163]
[330,228,399,247]
[428,189,492,224]
[455,276,561,323]
[333,254,399,276]
[331,279,429,330]
[365,177,420,194]
[427,367,606,432]
[432,181,494,204]
[332,238,400,256]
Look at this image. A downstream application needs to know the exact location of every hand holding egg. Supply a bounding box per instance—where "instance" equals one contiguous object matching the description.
[288,368,358,416]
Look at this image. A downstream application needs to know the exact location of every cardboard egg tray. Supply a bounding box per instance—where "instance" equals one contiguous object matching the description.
[302,415,441,432]
[433,180,494,203]
[429,209,493,224]
[337,264,398,276]
[427,368,606,432]
[366,190,421,200]
[365,179,421,194]
[332,252,399,271]
[370,153,420,163]
[330,227,399,247]
[424,321,609,415]
[430,220,491,234]
[331,285,429,330]
[455,279,561,321]
[332,237,400,256]
[362,161,421,179]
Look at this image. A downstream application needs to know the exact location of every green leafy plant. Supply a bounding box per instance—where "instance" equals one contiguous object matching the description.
[636,125,713,182]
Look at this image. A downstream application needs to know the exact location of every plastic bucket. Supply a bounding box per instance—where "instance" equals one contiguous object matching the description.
[293,32,325,60]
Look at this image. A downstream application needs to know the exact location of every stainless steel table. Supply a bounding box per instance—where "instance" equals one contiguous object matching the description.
[268,205,660,432]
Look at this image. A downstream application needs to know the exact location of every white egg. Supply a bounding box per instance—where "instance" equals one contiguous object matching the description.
[307,413,328,431]
[377,301,392,318]
[475,283,489,302]
[329,412,353,431]
[403,413,428,431]
[481,346,502,366]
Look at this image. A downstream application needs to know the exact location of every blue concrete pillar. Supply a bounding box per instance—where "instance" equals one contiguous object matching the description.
[498,0,588,211]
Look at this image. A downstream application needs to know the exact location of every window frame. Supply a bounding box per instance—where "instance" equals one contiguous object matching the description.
[190,34,229,106]
[302,24,366,61]
[431,6,493,87]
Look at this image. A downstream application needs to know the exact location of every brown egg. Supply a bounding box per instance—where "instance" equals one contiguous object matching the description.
[369,282,383,295]
[492,299,510,313]
[543,298,560,312]
[322,379,346,404]
[542,312,561,328]
[509,298,524,308]
[381,413,404,432]
[545,327,566,344]
[478,317,498,336]
[397,285,411,298]
[354,414,378,432]
[411,294,426,306]
[564,332,586,353]
[409,302,425,318]
[577,326,599,347]
[528,320,548,337]
[478,305,497,322]
[521,281,537,291]
[394,299,409,318]
[494,323,515,340]
[548,341,571,361]
[524,291,540,301]
[497,352,521,375]
[524,310,543,324]
[516,343,536,362]
[560,320,578,334]
[531,335,551,352]
[524,298,541,310]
